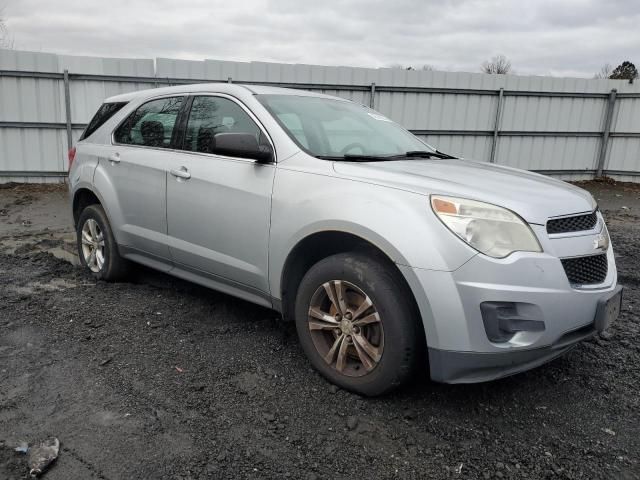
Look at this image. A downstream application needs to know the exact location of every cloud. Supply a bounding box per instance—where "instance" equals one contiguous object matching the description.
[3,0,640,78]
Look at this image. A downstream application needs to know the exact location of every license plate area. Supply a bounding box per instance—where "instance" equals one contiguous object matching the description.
[594,286,623,332]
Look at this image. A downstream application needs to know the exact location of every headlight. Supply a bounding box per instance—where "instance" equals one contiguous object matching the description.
[430,196,542,258]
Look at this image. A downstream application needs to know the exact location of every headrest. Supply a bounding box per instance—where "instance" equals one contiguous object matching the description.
[197,126,217,153]
[141,120,165,147]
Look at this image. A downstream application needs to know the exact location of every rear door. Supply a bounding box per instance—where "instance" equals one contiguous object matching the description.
[165,94,276,294]
[105,95,185,264]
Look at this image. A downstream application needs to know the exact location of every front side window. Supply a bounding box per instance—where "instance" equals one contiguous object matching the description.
[257,94,435,158]
[114,96,184,148]
[182,96,262,154]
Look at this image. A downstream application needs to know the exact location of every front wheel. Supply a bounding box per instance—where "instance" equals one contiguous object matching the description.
[294,252,422,396]
[76,204,129,281]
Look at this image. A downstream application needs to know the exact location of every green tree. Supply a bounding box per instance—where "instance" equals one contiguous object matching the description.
[609,61,638,81]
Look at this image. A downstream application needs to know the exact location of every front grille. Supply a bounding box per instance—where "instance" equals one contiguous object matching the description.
[561,254,608,285]
[547,210,598,234]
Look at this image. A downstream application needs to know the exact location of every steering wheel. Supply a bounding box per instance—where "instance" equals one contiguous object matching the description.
[339,142,368,155]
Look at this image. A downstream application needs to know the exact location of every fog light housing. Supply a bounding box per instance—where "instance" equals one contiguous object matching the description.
[480,302,545,343]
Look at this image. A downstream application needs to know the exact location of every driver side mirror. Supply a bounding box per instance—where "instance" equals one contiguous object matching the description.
[213,133,274,163]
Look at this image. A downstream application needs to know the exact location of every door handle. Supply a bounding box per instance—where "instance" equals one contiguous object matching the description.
[108,153,121,164]
[170,166,191,180]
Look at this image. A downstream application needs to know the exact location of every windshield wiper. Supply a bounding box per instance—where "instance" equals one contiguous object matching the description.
[400,150,456,159]
[317,154,393,162]
[316,150,457,162]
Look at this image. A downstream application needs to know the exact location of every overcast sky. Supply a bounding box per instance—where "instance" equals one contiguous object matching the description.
[2,0,639,78]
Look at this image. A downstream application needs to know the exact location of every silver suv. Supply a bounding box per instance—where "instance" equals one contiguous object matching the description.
[69,83,622,396]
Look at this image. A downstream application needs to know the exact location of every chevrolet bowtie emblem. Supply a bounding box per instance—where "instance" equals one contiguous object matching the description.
[593,233,609,251]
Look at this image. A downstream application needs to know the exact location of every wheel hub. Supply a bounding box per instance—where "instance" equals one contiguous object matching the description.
[339,318,353,335]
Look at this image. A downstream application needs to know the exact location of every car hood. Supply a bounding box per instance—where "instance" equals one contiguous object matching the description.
[332,158,595,225]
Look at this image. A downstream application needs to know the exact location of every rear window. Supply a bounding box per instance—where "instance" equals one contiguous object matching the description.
[80,102,128,141]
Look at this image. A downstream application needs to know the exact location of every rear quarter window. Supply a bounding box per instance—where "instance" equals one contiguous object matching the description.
[80,102,128,141]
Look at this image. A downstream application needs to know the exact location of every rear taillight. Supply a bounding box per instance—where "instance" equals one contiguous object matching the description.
[68,146,77,172]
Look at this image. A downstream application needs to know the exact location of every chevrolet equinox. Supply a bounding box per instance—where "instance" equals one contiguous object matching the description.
[68,84,622,396]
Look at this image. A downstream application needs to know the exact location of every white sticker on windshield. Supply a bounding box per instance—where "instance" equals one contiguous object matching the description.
[367,112,392,122]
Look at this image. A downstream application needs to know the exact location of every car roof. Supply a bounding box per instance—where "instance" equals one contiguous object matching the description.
[104,83,347,103]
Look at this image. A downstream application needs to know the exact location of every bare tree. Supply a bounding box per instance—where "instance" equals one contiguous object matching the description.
[0,9,13,49]
[421,64,435,71]
[0,15,6,45]
[594,63,613,79]
[481,54,512,75]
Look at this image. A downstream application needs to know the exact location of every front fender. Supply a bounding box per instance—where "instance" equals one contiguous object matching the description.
[268,167,477,299]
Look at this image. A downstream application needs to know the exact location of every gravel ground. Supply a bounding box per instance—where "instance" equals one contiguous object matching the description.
[0,180,639,480]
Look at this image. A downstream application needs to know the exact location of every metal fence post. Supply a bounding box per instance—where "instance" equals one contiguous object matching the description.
[63,70,73,154]
[369,83,376,109]
[489,87,504,163]
[596,89,617,178]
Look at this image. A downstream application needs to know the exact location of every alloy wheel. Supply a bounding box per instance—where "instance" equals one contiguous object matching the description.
[81,218,105,273]
[307,280,384,377]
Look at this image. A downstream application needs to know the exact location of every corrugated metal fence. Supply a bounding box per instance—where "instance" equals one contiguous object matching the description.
[2,49,639,183]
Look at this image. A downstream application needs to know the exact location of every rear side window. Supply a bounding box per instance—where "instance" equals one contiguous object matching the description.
[114,96,184,148]
[182,96,262,153]
[81,102,127,140]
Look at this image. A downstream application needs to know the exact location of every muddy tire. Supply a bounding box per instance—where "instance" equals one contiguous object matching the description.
[76,204,129,281]
[294,252,422,396]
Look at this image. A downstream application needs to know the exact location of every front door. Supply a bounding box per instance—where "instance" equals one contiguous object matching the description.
[166,95,275,294]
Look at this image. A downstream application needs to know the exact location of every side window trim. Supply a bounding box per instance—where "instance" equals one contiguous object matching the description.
[170,95,194,150]
[178,93,276,162]
[111,94,187,149]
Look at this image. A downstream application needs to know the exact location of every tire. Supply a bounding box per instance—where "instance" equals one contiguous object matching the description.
[294,252,422,396]
[76,204,129,281]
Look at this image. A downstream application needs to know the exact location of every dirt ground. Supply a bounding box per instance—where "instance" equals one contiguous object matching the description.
[0,179,639,480]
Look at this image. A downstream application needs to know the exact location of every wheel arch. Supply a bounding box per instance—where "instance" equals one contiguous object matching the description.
[279,229,421,328]
[279,229,428,372]
[72,187,102,227]
[71,182,119,237]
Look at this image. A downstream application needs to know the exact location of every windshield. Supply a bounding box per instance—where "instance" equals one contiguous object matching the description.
[257,94,437,159]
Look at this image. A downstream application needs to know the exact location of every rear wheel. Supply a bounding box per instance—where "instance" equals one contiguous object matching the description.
[77,204,129,281]
[294,252,421,396]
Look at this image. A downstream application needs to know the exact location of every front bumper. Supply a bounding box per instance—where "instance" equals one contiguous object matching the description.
[428,284,621,383]
[399,231,620,383]
[428,335,588,384]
